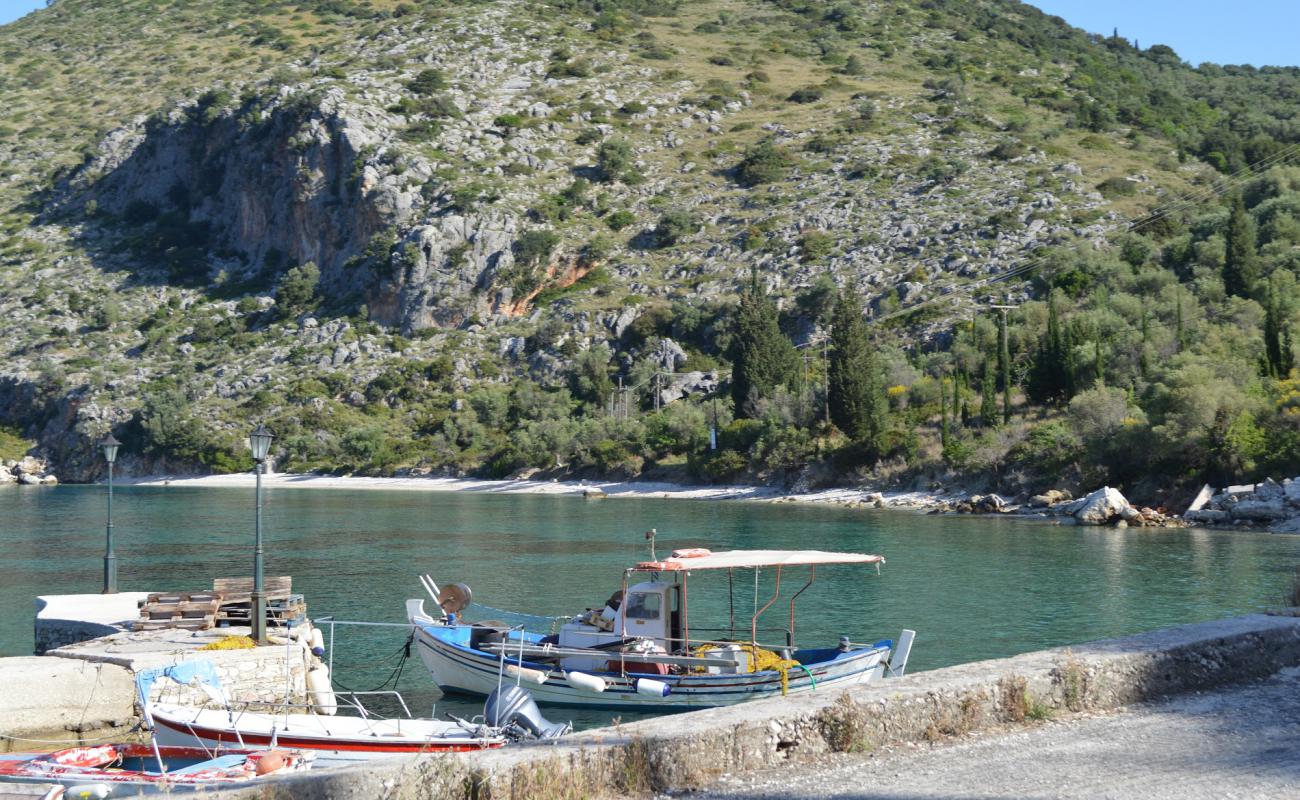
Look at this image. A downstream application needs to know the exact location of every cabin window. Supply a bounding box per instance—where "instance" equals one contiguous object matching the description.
[625,592,661,620]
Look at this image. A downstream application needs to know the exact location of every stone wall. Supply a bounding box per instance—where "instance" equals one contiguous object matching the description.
[145,643,312,711]
[206,613,1300,800]
[34,618,123,655]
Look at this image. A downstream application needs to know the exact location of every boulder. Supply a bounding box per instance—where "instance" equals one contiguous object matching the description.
[1074,486,1133,525]
[1185,509,1229,525]
[1229,500,1289,522]
[0,466,14,485]
[1255,477,1284,501]
[1285,479,1300,507]
[1028,489,1072,508]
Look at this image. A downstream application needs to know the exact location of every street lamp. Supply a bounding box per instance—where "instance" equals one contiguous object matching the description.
[249,424,274,645]
[99,434,121,594]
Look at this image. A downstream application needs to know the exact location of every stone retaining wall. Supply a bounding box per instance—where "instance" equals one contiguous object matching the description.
[205,613,1300,800]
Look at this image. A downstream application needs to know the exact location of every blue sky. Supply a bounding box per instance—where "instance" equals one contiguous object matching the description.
[0,0,1295,66]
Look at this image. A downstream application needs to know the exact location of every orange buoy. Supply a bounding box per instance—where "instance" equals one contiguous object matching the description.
[255,750,287,775]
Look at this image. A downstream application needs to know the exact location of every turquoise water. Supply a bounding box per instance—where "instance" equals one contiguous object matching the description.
[4,485,1300,727]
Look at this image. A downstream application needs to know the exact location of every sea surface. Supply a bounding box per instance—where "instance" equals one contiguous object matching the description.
[3,484,1300,729]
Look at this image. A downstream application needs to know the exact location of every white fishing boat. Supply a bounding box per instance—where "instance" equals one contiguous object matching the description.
[408,540,915,709]
[143,659,565,766]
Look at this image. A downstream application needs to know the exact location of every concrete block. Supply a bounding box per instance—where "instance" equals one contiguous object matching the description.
[0,657,135,750]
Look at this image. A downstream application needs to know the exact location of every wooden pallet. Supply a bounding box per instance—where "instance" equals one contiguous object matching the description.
[136,592,221,631]
[212,576,292,605]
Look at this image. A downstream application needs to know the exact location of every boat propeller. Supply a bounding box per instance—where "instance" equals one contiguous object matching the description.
[483,685,571,741]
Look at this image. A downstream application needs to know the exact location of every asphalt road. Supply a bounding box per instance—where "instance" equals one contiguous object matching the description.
[680,666,1300,800]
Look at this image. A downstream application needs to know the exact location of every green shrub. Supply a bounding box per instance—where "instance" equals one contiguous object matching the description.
[652,209,696,248]
[735,139,793,186]
[787,86,823,103]
[407,68,447,95]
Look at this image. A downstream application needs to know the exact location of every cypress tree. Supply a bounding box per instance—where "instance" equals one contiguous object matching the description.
[1223,192,1259,299]
[950,369,963,430]
[828,291,886,452]
[1175,295,1187,352]
[730,277,799,418]
[938,375,950,447]
[980,358,997,427]
[1027,291,1074,405]
[1264,283,1294,378]
[998,310,1012,423]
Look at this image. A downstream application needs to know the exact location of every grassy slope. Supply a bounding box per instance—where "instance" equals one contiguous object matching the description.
[0,0,1294,489]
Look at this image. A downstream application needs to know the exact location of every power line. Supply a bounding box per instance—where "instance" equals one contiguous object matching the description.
[870,142,1300,327]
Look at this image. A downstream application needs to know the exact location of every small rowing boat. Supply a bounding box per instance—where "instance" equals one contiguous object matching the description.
[0,743,311,796]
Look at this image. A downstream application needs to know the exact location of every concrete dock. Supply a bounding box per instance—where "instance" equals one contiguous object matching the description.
[3,592,318,751]
[202,612,1300,800]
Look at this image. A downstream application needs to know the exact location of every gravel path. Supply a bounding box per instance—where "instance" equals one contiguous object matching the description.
[680,667,1300,800]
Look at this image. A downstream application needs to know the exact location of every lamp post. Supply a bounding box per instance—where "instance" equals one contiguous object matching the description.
[99,434,120,594]
[249,424,274,645]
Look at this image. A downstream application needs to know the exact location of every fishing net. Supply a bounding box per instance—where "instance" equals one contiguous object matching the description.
[694,643,803,695]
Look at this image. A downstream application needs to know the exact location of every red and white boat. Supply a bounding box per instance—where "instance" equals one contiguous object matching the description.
[0,742,311,796]
[139,658,557,766]
[149,704,506,764]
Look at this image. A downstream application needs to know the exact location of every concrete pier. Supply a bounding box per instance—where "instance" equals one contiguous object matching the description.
[4,592,317,750]
[204,613,1300,800]
[33,592,150,654]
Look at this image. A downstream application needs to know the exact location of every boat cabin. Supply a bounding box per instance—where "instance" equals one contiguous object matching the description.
[557,579,682,671]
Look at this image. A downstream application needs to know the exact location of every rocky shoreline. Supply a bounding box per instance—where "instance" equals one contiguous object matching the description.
[0,455,58,486]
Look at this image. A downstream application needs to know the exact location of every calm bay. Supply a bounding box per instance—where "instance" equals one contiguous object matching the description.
[3,484,1299,727]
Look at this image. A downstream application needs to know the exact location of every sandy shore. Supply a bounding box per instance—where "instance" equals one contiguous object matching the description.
[120,472,950,510]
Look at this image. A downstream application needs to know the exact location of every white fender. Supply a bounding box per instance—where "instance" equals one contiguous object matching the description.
[505,664,548,685]
[634,677,670,697]
[307,665,337,715]
[309,628,325,654]
[565,671,607,693]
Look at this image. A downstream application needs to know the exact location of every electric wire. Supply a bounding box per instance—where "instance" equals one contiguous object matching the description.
[870,142,1300,326]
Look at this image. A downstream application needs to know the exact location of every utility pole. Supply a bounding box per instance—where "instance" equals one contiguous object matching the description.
[991,303,1018,425]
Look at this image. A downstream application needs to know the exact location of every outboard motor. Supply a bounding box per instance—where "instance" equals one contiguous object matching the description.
[484,685,570,740]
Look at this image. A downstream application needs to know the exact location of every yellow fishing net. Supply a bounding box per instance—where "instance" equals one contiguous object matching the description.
[197,635,257,651]
[694,643,803,695]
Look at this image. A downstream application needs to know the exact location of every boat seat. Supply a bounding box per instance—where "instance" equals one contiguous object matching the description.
[162,753,248,775]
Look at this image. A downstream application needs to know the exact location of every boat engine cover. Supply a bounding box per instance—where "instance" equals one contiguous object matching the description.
[483,685,570,740]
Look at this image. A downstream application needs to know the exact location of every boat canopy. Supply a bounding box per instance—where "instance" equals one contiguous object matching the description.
[630,549,884,572]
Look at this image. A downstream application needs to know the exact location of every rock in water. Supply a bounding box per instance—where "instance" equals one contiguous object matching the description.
[1074,486,1133,525]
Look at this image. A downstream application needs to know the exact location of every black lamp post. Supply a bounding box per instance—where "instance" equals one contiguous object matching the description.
[99,434,121,594]
[249,424,274,645]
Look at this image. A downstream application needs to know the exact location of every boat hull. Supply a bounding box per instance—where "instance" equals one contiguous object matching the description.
[414,624,888,709]
[150,705,505,766]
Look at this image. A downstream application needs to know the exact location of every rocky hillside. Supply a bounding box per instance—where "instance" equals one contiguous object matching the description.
[0,0,1296,489]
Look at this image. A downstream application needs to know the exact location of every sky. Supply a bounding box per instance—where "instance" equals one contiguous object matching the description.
[0,0,1295,66]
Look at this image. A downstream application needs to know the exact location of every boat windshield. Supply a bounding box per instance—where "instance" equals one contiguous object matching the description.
[625,592,661,620]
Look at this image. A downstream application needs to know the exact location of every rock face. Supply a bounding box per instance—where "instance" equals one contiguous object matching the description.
[73,89,405,308]
[368,213,520,331]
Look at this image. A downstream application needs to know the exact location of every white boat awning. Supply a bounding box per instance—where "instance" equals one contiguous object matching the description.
[629,549,884,572]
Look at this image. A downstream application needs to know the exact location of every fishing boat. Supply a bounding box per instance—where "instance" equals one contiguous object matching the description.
[142,660,564,764]
[0,743,311,796]
[408,540,915,709]
[144,659,565,766]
